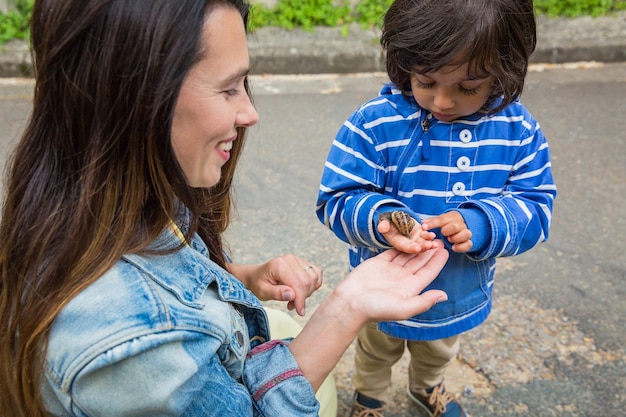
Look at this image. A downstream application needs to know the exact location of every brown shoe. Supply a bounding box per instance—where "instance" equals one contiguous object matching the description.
[350,401,385,417]
[350,391,385,417]
[407,382,466,417]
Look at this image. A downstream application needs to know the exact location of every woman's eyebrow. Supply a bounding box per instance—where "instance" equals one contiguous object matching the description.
[223,67,250,84]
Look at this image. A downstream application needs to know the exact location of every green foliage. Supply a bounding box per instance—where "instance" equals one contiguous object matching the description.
[248,0,395,32]
[249,0,350,31]
[534,0,626,17]
[0,0,33,44]
[353,0,394,29]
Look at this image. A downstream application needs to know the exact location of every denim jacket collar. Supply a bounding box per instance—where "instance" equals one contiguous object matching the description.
[123,227,263,310]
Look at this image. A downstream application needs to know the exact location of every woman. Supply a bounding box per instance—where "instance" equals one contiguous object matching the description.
[0,1,449,416]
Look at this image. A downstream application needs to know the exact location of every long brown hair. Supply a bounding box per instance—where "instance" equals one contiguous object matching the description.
[0,0,251,415]
[381,0,537,113]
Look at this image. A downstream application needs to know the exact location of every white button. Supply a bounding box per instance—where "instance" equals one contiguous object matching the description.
[452,182,466,195]
[456,156,471,171]
[459,129,472,143]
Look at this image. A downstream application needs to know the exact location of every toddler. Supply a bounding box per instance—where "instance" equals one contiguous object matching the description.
[316,0,557,416]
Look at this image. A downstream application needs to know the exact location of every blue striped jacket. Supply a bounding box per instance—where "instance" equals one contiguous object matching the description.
[316,83,556,340]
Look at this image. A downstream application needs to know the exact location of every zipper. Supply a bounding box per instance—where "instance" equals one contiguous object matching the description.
[421,112,432,132]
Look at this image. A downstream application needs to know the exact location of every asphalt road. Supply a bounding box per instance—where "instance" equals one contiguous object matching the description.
[1,62,625,416]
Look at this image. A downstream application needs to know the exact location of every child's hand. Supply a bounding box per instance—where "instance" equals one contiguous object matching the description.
[378,212,441,254]
[421,211,473,253]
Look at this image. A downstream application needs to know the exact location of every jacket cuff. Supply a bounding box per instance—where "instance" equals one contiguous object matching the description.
[243,340,319,414]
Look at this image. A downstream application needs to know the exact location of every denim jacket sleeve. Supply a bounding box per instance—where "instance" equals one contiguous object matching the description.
[63,333,318,417]
[244,339,319,416]
[68,331,256,417]
[42,230,321,417]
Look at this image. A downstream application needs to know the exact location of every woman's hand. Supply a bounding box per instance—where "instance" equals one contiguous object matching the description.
[228,255,322,316]
[335,248,449,327]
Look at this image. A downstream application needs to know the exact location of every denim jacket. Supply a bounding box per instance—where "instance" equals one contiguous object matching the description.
[41,228,320,416]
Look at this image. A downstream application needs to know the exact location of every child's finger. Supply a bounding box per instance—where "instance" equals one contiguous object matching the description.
[421,215,444,231]
[451,240,473,253]
[445,228,472,243]
[377,219,392,234]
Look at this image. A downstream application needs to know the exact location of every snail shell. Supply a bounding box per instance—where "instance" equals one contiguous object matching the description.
[379,211,416,237]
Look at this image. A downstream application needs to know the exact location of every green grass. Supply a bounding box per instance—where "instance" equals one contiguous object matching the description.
[0,0,32,44]
[534,0,626,17]
[247,0,393,32]
[1,0,625,46]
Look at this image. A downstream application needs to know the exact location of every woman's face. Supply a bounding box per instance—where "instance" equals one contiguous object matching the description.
[171,6,258,188]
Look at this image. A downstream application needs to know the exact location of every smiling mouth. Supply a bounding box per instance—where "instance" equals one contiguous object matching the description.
[219,141,233,152]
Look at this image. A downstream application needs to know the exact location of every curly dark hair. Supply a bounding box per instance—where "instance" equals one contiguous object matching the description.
[381,0,536,113]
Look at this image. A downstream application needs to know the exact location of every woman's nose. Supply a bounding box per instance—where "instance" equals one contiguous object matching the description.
[238,95,259,127]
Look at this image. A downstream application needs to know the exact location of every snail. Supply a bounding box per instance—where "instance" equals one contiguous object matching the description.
[378,211,416,237]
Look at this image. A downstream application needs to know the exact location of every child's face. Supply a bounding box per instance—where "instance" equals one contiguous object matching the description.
[409,62,493,122]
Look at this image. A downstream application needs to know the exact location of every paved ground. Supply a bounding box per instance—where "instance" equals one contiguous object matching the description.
[1,64,624,417]
[229,63,626,417]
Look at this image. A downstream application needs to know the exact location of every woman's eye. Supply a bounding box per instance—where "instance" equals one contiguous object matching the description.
[224,79,248,97]
[224,88,240,97]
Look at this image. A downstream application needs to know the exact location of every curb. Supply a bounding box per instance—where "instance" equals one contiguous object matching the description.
[1,12,625,77]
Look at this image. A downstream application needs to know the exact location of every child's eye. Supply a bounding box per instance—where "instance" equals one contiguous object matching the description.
[459,85,481,96]
[415,80,435,89]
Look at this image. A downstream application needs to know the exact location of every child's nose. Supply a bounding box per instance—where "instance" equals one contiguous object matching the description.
[433,89,455,110]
